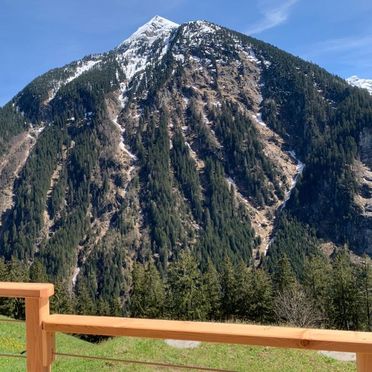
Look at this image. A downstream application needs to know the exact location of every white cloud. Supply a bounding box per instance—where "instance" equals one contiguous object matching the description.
[245,0,298,35]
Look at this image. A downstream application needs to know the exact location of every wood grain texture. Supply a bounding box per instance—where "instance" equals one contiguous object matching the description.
[43,315,372,353]
[26,297,53,371]
[0,282,54,298]
[356,353,372,372]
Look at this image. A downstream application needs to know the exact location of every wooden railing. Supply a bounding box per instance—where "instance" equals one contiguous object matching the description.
[1,282,372,372]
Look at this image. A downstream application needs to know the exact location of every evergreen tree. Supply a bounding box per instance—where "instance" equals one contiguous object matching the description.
[0,258,29,319]
[75,277,96,315]
[129,263,146,316]
[51,282,75,314]
[249,269,274,323]
[130,261,165,318]
[203,260,222,320]
[29,260,48,282]
[359,256,372,331]
[221,256,238,319]
[272,254,296,294]
[166,251,207,320]
[303,255,332,323]
[327,249,364,330]
[234,261,253,320]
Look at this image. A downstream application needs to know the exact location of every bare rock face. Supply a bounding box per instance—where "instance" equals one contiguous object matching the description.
[1,16,372,288]
[0,129,42,225]
[351,127,372,254]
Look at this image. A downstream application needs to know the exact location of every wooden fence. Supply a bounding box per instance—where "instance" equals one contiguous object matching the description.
[0,282,371,371]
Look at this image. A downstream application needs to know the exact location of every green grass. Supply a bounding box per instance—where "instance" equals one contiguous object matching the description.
[0,316,356,371]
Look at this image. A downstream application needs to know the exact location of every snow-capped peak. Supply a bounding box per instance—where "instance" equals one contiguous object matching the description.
[346,75,372,95]
[117,16,179,49]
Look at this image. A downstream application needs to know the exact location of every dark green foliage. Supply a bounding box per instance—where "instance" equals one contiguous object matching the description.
[203,260,222,320]
[51,282,75,314]
[220,256,238,319]
[0,258,28,319]
[0,104,26,155]
[171,129,203,221]
[247,34,372,250]
[265,214,320,278]
[213,102,281,205]
[233,262,274,323]
[303,255,332,322]
[1,125,66,260]
[326,249,365,330]
[271,254,297,294]
[130,261,165,318]
[166,250,208,320]
[198,158,255,268]
[249,269,274,323]
[75,276,97,316]
[139,111,185,269]
[29,259,48,282]
[1,19,372,333]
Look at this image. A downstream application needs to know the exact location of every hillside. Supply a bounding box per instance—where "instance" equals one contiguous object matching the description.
[0,316,355,371]
[0,16,371,323]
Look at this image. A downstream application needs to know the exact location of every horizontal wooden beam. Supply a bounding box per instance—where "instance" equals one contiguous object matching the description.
[43,315,372,353]
[0,282,54,298]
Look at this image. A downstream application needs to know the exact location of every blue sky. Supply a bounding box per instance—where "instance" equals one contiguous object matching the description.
[1,0,372,106]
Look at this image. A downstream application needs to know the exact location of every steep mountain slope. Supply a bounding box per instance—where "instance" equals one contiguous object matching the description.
[0,16,371,302]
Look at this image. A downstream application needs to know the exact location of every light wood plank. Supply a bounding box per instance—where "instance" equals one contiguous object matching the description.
[43,314,372,353]
[26,297,53,371]
[0,282,54,298]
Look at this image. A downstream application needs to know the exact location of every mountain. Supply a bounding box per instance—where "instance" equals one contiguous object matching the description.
[347,76,372,95]
[0,16,372,304]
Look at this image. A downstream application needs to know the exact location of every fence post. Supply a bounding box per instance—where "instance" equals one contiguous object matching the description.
[24,286,55,371]
[356,353,372,372]
[0,283,55,371]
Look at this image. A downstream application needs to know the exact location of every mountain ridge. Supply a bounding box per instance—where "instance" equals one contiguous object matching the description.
[0,16,371,305]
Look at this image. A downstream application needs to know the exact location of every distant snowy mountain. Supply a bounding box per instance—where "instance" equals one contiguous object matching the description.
[346,75,372,95]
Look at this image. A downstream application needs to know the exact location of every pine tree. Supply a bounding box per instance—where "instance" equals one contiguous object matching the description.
[4,258,29,319]
[166,251,207,320]
[357,255,372,331]
[51,281,74,314]
[29,260,48,282]
[143,261,165,318]
[303,255,332,322]
[272,254,296,294]
[234,261,253,320]
[75,278,96,315]
[327,249,363,330]
[130,261,165,318]
[250,269,274,323]
[129,263,146,317]
[221,256,238,319]
[203,260,222,320]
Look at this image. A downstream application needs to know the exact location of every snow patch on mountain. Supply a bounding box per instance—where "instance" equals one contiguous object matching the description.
[252,112,267,127]
[47,59,101,103]
[281,150,305,210]
[346,76,372,95]
[65,60,101,84]
[117,16,179,49]
[115,16,179,101]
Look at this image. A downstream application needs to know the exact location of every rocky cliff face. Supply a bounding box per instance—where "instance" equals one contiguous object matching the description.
[0,16,371,292]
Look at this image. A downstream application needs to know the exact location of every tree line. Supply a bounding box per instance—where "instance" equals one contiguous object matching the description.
[0,247,370,333]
